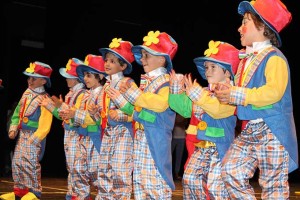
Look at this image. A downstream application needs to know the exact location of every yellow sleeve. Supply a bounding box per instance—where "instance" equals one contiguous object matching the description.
[135,86,169,112]
[195,90,236,119]
[245,56,288,107]
[74,93,84,109]
[33,106,53,141]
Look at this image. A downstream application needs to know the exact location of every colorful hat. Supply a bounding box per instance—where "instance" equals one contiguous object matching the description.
[99,38,135,74]
[193,40,240,80]
[76,54,106,83]
[23,61,52,87]
[59,58,84,79]
[131,30,178,73]
[238,0,292,47]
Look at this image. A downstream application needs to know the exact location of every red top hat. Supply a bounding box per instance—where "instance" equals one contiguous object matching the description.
[23,61,52,87]
[194,40,240,80]
[99,38,135,74]
[76,54,106,83]
[238,0,292,47]
[132,30,178,73]
[59,58,83,79]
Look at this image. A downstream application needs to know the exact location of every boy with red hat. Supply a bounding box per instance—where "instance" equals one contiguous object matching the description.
[169,40,239,199]
[215,0,298,198]
[86,38,135,199]
[40,58,86,200]
[119,30,178,199]
[59,54,106,199]
[0,61,53,200]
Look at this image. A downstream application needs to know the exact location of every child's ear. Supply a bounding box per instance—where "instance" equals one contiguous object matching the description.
[42,78,47,85]
[159,56,166,65]
[225,70,231,79]
[121,63,127,71]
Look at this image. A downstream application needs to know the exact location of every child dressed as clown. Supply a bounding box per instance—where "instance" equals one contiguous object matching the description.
[169,40,239,199]
[1,62,53,200]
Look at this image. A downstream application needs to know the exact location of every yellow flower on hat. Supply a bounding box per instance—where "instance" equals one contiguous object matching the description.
[250,0,256,5]
[66,59,72,72]
[26,62,35,73]
[143,30,160,46]
[109,38,122,49]
[204,40,221,57]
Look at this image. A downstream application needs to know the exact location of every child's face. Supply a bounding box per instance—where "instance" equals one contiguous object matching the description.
[104,53,126,75]
[83,72,101,89]
[27,76,46,89]
[140,49,165,73]
[204,61,230,84]
[238,13,265,47]
[66,78,79,88]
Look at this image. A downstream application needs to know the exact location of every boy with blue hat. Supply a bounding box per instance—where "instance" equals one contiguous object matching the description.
[1,61,53,200]
[214,0,298,198]
[88,38,136,199]
[40,58,86,200]
[59,54,106,199]
[119,30,178,199]
[169,40,239,199]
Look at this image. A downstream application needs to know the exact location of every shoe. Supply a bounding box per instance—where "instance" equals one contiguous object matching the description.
[0,192,17,200]
[20,192,39,200]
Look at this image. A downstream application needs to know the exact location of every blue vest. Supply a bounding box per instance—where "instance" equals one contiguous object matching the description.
[236,48,298,173]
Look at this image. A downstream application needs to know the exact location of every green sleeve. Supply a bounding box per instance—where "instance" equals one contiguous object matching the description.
[10,102,21,125]
[52,107,62,120]
[168,93,192,118]
[120,102,134,115]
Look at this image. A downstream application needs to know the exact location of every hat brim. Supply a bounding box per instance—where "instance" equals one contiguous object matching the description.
[238,1,282,47]
[193,57,234,80]
[23,71,51,88]
[99,48,132,74]
[132,45,173,73]
[76,64,106,83]
[59,68,78,79]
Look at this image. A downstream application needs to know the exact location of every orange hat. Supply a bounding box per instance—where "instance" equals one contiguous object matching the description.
[59,58,83,79]
[99,38,135,74]
[132,30,178,73]
[194,40,239,80]
[23,61,52,87]
[238,0,292,47]
[76,54,106,83]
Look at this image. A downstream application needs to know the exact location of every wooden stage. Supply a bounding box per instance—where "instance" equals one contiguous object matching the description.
[0,177,300,199]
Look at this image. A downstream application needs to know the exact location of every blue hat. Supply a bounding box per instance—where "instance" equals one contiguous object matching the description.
[59,58,83,79]
[76,54,106,83]
[99,38,135,74]
[132,31,178,73]
[194,41,239,80]
[23,61,52,88]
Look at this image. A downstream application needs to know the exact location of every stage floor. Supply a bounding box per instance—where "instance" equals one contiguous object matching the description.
[1,177,300,199]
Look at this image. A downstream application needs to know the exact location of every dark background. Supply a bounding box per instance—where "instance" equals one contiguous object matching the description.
[1,0,299,181]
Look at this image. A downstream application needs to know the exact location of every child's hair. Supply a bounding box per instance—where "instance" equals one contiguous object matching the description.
[87,72,106,86]
[246,12,279,47]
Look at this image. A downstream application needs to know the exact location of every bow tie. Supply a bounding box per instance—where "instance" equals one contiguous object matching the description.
[238,50,258,59]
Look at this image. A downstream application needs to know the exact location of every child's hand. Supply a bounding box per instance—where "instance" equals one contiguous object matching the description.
[108,110,118,120]
[184,73,200,96]
[87,103,99,115]
[214,85,231,104]
[106,87,121,101]
[51,95,63,108]
[119,81,130,94]
[8,130,18,139]
[39,95,54,107]
[59,108,75,120]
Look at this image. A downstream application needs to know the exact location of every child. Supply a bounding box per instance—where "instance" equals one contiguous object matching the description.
[214,0,298,199]
[119,30,178,199]
[59,54,106,199]
[40,58,86,200]
[89,38,135,199]
[0,61,53,200]
[169,40,239,199]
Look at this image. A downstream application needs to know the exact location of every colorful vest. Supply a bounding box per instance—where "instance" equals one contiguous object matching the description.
[235,47,298,172]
